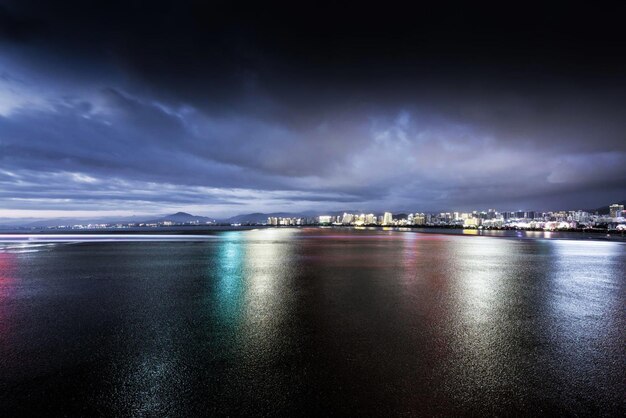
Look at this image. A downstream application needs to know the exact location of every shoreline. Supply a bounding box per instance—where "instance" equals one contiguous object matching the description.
[0,225,625,243]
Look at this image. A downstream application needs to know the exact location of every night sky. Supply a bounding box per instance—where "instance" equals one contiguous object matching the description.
[1,1,625,219]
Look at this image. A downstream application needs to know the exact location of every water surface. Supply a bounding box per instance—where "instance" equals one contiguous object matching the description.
[0,228,624,415]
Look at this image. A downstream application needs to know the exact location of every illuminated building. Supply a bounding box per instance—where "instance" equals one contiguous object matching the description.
[609,204,624,218]
[464,217,481,228]
[413,213,426,225]
[318,215,332,224]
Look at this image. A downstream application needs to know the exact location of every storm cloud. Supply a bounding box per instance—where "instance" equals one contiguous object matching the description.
[1,1,625,218]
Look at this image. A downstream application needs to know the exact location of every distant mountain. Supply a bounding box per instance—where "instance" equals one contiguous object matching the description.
[588,200,626,214]
[223,212,272,224]
[224,211,319,224]
[144,212,214,224]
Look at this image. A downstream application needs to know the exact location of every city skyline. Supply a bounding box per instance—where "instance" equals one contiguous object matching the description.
[3,202,624,230]
[1,2,626,219]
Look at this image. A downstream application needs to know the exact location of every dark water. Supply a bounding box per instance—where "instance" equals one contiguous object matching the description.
[0,228,624,416]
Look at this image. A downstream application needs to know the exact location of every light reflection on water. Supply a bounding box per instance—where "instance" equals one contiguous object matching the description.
[215,232,246,325]
[548,240,622,319]
[544,240,624,399]
[445,238,538,406]
[0,242,60,254]
[0,252,16,339]
[0,228,623,416]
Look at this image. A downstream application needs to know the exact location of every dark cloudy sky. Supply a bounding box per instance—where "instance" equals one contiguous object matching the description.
[1,1,625,219]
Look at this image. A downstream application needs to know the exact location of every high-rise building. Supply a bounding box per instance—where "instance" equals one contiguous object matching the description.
[609,204,624,218]
[342,213,354,224]
[382,212,393,226]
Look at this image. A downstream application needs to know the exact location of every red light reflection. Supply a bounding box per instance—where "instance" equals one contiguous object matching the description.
[0,252,16,339]
[0,252,16,296]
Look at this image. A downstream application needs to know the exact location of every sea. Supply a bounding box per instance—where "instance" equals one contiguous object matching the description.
[0,227,624,415]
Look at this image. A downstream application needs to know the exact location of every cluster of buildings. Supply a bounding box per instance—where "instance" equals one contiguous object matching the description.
[266,217,316,226]
[30,204,625,232]
[269,203,626,231]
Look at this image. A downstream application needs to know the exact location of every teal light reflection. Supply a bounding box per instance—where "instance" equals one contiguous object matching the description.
[215,232,246,325]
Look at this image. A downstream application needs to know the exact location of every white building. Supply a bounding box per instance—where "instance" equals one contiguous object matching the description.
[318,215,332,224]
[342,213,354,224]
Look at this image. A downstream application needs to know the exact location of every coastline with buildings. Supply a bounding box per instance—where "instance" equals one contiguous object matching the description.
[309,204,625,230]
[3,204,624,236]
[268,204,626,232]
